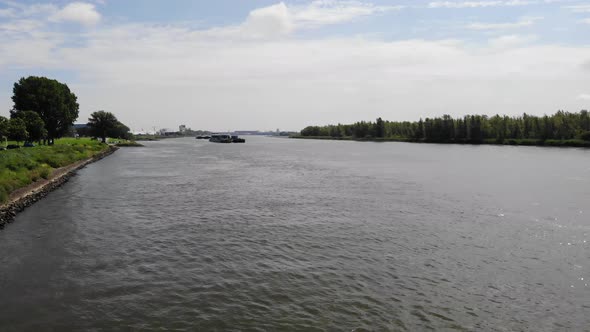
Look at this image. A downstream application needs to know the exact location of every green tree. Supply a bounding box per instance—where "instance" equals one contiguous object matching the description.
[106,121,132,140]
[297,110,590,145]
[301,126,322,136]
[87,110,119,143]
[374,117,385,138]
[12,111,46,143]
[0,116,8,141]
[7,118,28,144]
[11,76,79,144]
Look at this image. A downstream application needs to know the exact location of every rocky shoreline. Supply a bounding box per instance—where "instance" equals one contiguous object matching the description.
[0,146,118,229]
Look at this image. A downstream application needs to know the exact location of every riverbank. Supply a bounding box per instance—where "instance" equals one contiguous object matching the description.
[115,141,144,147]
[290,135,590,147]
[0,144,118,228]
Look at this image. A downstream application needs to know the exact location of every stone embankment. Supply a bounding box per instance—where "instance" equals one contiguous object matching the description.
[0,146,118,228]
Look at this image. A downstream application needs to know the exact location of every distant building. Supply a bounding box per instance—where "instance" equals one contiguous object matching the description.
[159,128,178,136]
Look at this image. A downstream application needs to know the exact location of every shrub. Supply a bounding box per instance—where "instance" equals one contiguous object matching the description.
[0,188,7,203]
[39,165,51,179]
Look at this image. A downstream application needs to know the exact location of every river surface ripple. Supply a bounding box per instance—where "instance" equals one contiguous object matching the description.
[0,137,589,331]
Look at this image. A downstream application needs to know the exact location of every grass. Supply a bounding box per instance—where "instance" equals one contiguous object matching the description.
[0,138,110,203]
[110,139,144,147]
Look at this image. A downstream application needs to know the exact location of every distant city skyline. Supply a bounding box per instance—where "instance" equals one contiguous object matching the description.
[1,0,589,131]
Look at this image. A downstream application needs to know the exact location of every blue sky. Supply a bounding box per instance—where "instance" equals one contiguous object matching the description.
[1,0,589,131]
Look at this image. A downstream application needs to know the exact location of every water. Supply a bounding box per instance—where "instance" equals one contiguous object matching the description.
[0,137,589,331]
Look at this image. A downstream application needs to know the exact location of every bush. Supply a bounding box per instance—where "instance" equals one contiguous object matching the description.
[39,165,51,179]
[0,188,7,203]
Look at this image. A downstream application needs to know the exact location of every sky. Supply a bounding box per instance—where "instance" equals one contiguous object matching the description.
[0,0,589,132]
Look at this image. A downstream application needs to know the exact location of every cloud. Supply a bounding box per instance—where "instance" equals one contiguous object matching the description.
[0,1,101,27]
[0,2,58,18]
[0,2,589,130]
[578,94,590,100]
[291,0,402,27]
[14,26,587,130]
[0,7,16,18]
[565,4,590,13]
[194,1,402,39]
[467,17,543,30]
[428,1,534,8]
[240,3,295,37]
[581,18,590,24]
[230,1,402,38]
[0,19,45,34]
[488,34,537,47]
[49,2,101,26]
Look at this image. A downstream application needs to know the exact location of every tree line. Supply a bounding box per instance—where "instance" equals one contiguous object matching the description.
[0,76,131,146]
[300,111,590,144]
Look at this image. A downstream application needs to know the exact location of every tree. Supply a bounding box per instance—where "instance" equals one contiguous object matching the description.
[0,116,8,140]
[374,117,385,138]
[12,76,79,144]
[12,111,46,143]
[7,118,28,144]
[87,111,119,143]
[301,126,322,136]
[107,121,132,140]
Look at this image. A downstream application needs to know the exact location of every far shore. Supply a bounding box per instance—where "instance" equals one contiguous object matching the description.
[290,135,590,148]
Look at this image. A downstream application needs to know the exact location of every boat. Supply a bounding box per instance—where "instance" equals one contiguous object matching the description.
[209,134,232,143]
[196,135,211,139]
[231,135,246,143]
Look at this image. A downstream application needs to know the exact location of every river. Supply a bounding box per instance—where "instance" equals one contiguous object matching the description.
[0,137,589,331]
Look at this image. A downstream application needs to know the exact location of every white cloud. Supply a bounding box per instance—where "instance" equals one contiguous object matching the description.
[0,2,589,130]
[0,7,16,17]
[468,17,543,30]
[488,34,537,48]
[0,19,45,34]
[428,1,534,8]
[227,1,402,38]
[0,2,57,18]
[12,26,586,130]
[241,3,295,37]
[578,94,590,100]
[188,1,403,40]
[291,0,402,27]
[0,1,100,27]
[49,2,101,26]
[581,18,590,24]
[565,4,590,13]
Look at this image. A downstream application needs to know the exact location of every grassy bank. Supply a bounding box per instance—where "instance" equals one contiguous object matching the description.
[290,135,590,147]
[0,138,110,203]
[133,134,161,141]
[114,140,144,147]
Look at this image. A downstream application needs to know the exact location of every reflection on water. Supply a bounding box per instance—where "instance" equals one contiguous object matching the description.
[0,137,589,330]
